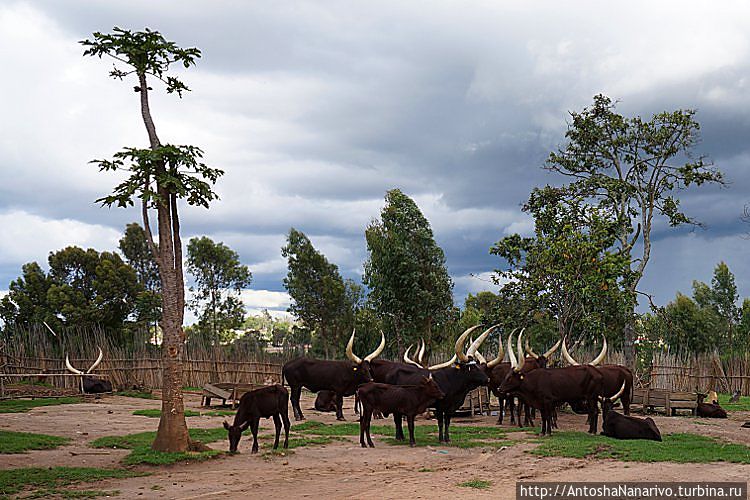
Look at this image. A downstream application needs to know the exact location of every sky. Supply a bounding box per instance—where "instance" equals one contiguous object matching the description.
[1,1,749,321]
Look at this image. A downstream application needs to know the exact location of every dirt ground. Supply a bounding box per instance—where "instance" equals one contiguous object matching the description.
[1,393,750,499]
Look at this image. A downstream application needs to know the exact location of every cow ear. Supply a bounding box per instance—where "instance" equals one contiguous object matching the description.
[223,421,231,430]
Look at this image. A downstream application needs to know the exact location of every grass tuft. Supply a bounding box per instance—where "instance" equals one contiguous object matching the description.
[458,479,492,489]
[0,430,70,454]
[114,391,155,400]
[532,431,750,463]
[0,467,143,496]
[0,397,82,413]
[717,393,750,412]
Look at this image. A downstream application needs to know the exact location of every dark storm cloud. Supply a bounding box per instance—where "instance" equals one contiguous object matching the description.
[2,0,750,312]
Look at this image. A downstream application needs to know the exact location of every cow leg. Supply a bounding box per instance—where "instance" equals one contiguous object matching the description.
[394,412,405,441]
[360,406,370,448]
[516,400,524,428]
[508,397,516,425]
[622,395,631,416]
[365,409,375,448]
[291,385,304,421]
[524,404,534,428]
[436,410,445,442]
[250,419,260,454]
[335,393,346,421]
[407,416,416,447]
[281,407,290,449]
[443,413,452,443]
[587,398,599,434]
[496,395,505,425]
[272,414,281,450]
[354,393,360,415]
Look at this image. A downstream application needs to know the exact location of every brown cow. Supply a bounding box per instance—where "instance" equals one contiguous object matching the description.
[224,384,290,453]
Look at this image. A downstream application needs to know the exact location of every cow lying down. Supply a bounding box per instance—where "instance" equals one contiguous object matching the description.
[600,382,662,441]
[697,391,728,418]
[357,376,444,448]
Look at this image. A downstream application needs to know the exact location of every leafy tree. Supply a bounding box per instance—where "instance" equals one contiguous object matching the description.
[82,27,222,453]
[186,236,252,343]
[281,228,351,358]
[545,95,725,367]
[364,189,454,356]
[692,262,741,351]
[119,223,161,335]
[0,263,55,332]
[465,291,501,323]
[491,189,630,347]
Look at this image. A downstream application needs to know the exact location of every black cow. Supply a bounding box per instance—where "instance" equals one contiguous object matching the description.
[314,390,338,412]
[383,325,491,443]
[358,375,445,447]
[697,392,728,418]
[500,332,604,436]
[600,382,661,441]
[65,347,113,394]
[283,330,385,421]
[223,384,290,453]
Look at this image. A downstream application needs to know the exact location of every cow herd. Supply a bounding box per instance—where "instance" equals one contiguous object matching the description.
[222,325,735,454]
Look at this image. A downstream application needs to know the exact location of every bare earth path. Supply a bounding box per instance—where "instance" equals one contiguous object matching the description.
[1,393,749,499]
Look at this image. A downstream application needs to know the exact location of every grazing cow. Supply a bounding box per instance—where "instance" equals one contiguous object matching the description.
[223,384,290,453]
[358,375,445,447]
[697,392,728,418]
[600,382,662,441]
[314,390,338,412]
[561,337,633,415]
[384,325,491,443]
[500,332,604,436]
[65,347,113,394]
[283,330,385,421]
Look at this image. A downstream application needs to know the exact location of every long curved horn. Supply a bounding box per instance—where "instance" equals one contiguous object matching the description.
[417,338,426,365]
[403,345,422,367]
[474,350,487,364]
[516,329,526,372]
[455,325,481,363]
[543,338,562,359]
[429,354,457,370]
[590,336,607,366]
[609,380,626,401]
[524,338,539,359]
[467,325,497,357]
[87,347,104,373]
[65,355,83,375]
[507,333,518,370]
[561,337,580,366]
[364,330,386,362]
[486,329,506,368]
[346,330,362,364]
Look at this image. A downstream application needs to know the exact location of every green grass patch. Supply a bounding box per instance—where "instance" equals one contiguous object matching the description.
[23,488,120,498]
[532,431,750,463]
[718,393,750,412]
[418,467,434,472]
[0,396,82,413]
[91,427,228,465]
[132,409,201,418]
[0,430,70,454]
[202,410,236,417]
[0,467,142,497]
[114,390,155,399]
[458,479,492,489]
[183,386,203,392]
[294,420,519,448]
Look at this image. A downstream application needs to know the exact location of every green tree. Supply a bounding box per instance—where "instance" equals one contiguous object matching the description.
[83,27,222,453]
[0,263,55,332]
[692,262,741,351]
[119,223,161,335]
[281,228,351,358]
[545,95,725,367]
[187,236,252,343]
[491,190,630,346]
[364,189,454,356]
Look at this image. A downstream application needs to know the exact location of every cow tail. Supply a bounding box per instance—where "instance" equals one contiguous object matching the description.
[281,366,287,388]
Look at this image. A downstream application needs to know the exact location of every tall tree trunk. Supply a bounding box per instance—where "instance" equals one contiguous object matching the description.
[136,73,191,453]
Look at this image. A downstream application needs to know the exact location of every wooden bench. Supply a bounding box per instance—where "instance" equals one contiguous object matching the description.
[632,388,697,416]
[202,383,266,408]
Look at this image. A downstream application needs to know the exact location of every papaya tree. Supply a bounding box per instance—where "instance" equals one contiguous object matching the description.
[82,28,223,452]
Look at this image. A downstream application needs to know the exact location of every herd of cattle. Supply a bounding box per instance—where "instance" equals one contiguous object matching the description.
[222,325,733,453]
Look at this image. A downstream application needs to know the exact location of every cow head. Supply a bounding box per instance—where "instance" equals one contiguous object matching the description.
[224,420,250,453]
[420,375,446,400]
[64,346,112,393]
[599,380,627,416]
[428,325,490,386]
[524,336,561,369]
[498,330,528,394]
[345,330,385,384]
[561,335,607,367]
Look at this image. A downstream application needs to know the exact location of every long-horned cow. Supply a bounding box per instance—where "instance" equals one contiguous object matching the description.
[600,382,662,441]
[499,331,603,435]
[282,330,385,421]
[65,347,113,394]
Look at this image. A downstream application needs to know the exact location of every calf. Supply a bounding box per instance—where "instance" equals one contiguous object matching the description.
[600,382,662,441]
[697,393,728,418]
[357,376,445,448]
[223,384,290,454]
[314,390,338,412]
